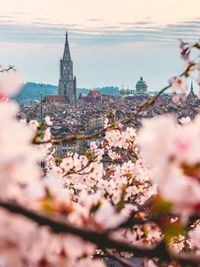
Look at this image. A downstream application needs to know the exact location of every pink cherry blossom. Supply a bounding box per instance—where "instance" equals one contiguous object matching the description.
[169,76,187,94]
[0,93,8,102]
[189,225,200,249]
[0,72,23,96]
[172,94,180,104]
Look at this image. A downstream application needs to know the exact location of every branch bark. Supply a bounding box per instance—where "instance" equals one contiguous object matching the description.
[105,248,136,267]
[0,200,169,261]
[0,200,199,266]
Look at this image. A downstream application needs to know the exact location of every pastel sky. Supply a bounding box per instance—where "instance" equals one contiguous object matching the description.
[0,0,200,92]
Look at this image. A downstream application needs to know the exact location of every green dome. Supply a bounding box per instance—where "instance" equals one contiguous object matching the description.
[136,77,146,86]
[136,81,145,86]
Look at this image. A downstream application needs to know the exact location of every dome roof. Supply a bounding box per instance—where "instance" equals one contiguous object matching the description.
[136,77,147,86]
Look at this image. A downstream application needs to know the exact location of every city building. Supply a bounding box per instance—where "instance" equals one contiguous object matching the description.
[43,95,67,105]
[20,88,200,159]
[120,85,133,96]
[135,77,148,95]
[58,31,76,105]
[85,90,102,103]
[78,90,110,104]
[84,113,105,134]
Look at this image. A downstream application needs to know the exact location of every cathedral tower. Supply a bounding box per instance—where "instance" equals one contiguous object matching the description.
[58,31,76,105]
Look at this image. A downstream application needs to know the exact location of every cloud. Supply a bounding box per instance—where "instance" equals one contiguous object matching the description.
[0,17,199,47]
[87,19,104,22]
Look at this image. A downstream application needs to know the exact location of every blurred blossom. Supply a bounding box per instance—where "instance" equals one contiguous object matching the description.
[138,114,200,214]
[169,76,187,94]
[189,225,200,248]
[29,120,39,130]
[179,116,191,125]
[94,200,129,228]
[45,116,53,126]
[0,72,23,96]
[0,93,8,102]
[172,94,180,104]
[0,101,43,196]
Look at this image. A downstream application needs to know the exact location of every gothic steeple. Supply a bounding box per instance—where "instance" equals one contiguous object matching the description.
[63,31,71,61]
[58,31,76,105]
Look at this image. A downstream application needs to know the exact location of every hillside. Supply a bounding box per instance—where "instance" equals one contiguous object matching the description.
[13,83,120,107]
[13,82,58,107]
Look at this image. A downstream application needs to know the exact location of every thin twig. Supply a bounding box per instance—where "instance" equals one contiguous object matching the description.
[63,159,95,177]
[0,65,15,73]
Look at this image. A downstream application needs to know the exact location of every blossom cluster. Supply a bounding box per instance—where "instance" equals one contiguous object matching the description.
[0,40,200,266]
[169,39,200,102]
[0,73,157,265]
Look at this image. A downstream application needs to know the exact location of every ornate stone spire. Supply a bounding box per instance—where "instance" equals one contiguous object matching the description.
[63,30,71,61]
[58,31,76,105]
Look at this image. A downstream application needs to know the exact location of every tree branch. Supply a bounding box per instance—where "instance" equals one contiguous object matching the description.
[0,200,168,258]
[0,200,200,265]
[105,248,136,267]
[0,65,15,73]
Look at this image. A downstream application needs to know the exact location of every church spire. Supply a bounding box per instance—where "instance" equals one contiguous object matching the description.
[187,81,197,99]
[191,81,194,92]
[63,30,71,61]
[59,31,76,105]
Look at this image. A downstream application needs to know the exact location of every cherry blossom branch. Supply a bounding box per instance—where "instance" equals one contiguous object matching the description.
[0,200,170,260]
[34,63,195,146]
[63,159,96,177]
[0,65,15,73]
[0,200,200,265]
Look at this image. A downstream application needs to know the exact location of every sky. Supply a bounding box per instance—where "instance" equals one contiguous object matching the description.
[0,0,200,92]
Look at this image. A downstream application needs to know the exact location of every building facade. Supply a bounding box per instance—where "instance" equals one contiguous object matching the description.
[135,77,148,95]
[58,31,76,105]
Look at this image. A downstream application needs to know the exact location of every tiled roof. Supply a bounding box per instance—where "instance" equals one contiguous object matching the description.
[78,92,87,100]
[43,95,67,103]
[87,90,102,97]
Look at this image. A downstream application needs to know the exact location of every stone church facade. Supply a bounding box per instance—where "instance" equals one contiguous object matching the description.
[58,31,76,105]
